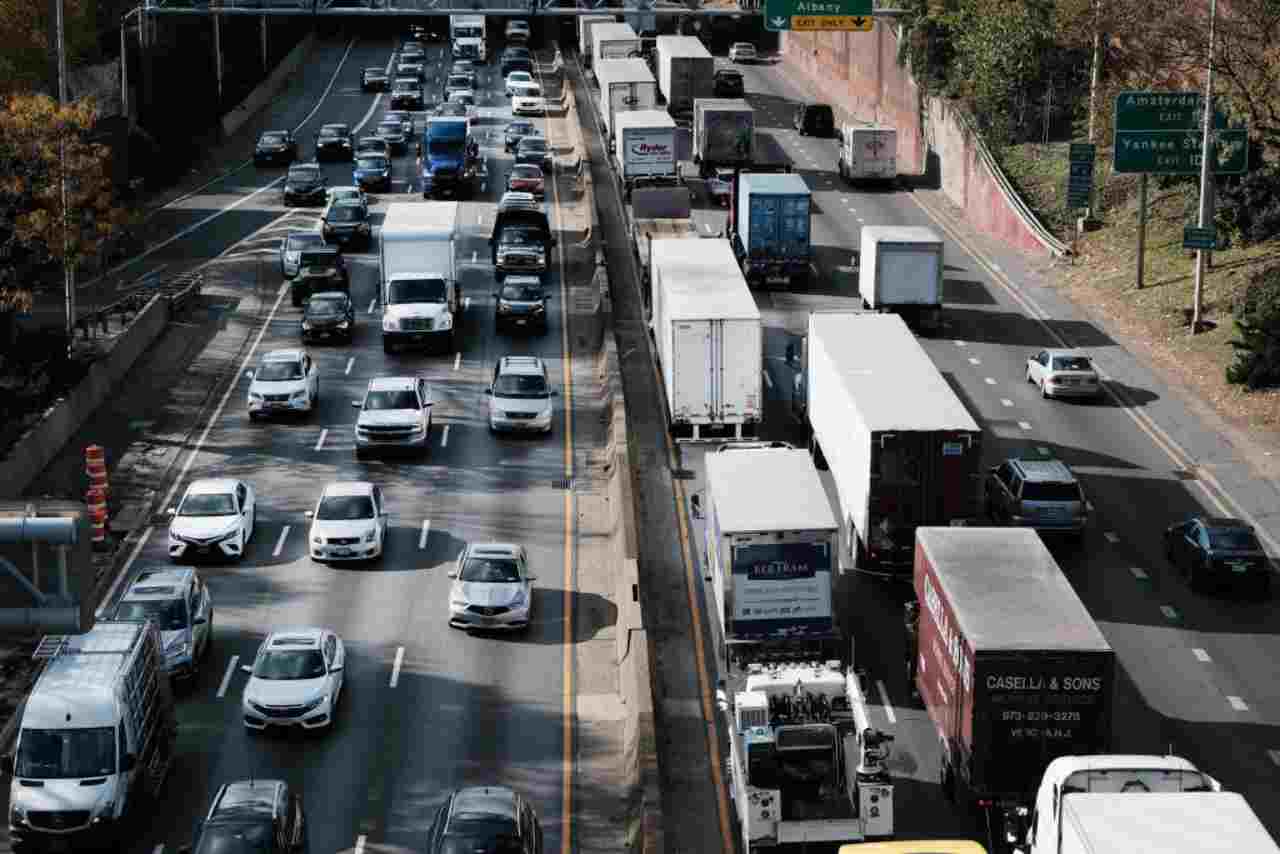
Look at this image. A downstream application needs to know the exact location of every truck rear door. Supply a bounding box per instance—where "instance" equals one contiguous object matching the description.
[717,319,761,422]
[671,320,713,420]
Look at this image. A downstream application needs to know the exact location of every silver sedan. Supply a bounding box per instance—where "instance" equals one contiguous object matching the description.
[1025,349,1103,399]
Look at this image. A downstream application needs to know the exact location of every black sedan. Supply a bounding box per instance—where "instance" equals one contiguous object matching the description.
[374,119,408,153]
[282,163,327,206]
[504,120,537,153]
[494,276,549,333]
[390,81,424,110]
[315,123,354,161]
[302,291,355,343]
[362,67,389,91]
[1164,515,1271,595]
[356,136,391,158]
[515,137,553,174]
[353,154,392,192]
[321,200,372,249]
[254,130,297,166]
[713,69,744,97]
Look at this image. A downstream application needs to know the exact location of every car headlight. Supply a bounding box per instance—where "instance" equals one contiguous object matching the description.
[313,536,323,545]
[437,313,453,330]
[337,320,350,330]
[363,528,377,543]
[249,392,263,402]
[540,405,553,420]
[532,303,545,313]
[166,639,190,657]
[12,803,28,823]
[302,694,328,712]
[509,588,527,607]
[498,302,512,314]
[291,389,308,400]
[383,317,399,332]
[302,320,312,330]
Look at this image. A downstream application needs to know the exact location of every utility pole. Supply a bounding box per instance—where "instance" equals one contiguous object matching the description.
[55,0,75,355]
[1190,0,1217,335]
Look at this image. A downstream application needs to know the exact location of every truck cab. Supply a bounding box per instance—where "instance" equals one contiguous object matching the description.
[422,117,474,199]
[450,15,487,62]
[490,192,555,281]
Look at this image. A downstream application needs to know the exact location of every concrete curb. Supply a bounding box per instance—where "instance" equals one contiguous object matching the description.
[221,32,318,139]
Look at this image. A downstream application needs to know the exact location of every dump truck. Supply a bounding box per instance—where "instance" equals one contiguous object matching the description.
[732,171,812,288]
[655,35,715,117]
[694,98,754,177]
[857,225,945,334]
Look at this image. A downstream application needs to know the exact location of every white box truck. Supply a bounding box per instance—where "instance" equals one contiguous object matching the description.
[5,621,176,851]
[838,125,898,183]
[650,238,761,441]
[806,312,982,574]
[655,35,715,115]
[450,15,486,63]
[857,225,945,334]
[595,58,658,138]
[379,202,460,354]
[1042,793,1277,854]
[613,109,676,190]
[592,22,640,72]
[578,14,615,68]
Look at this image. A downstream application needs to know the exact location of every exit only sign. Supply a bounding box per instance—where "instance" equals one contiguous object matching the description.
[765,0,873,30]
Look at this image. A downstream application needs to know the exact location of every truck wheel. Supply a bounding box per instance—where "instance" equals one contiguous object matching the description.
[940,760,956,802]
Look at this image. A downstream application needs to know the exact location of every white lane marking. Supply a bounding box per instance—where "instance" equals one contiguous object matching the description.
[314,428,328,451]
[1000,398,1013,407]
[968,357,981,365]
[345,357,355,375]
[390,648,405,688]
[453,352,462,370]
[954,340,966,347]
[368,298,378,313]
[441,424,451,447]
[1268,749,1280,767]
[419,519,431,549]
[1104,531,1120,543]
[273,525,291,557]
[875,680,896,724]
[153,844,165,854]
[1086,500,1095,511]
[293,38,360,134]
[355,834,368,854]
[1192,648,1212,663]
[1160,604,1180,621]
[1228,695,1250,712]
[1129,566,1149,581]
[477,213,484,225]
[217,655,240,698]
[1017,421,1033,430]
[984,377,996,385]
[464,296,471,310]
[762,368,773,389]
[472,250,478,263]
[704,223,713,233]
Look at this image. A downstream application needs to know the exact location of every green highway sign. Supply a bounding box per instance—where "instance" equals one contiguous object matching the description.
[1066,142,1096,208]
[1183,225,1217,251]
[1114,91,1247,175]
[765,0,872,31]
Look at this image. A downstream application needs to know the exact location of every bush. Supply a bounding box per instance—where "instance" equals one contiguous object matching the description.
[1226,265,1280,389]
[1216,142,1280,247]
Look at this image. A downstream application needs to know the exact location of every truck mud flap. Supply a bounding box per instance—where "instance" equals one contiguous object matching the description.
[670,421,759,443]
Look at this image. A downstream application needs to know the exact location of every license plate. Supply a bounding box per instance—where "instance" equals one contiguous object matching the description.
[1230,563,1250,574]
[48,838,69,853]
[516,319,527,326]
[766,275,789,284]
[268,402,287,409]
[197,546,211,554]
[333,548,352,557]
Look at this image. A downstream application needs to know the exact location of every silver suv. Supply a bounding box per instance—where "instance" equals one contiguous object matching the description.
[986,457,1089,539]
[352,376,433,459]
[486,356,556,435]
[107,568,212,681]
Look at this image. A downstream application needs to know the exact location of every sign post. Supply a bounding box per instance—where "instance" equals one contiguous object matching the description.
[764,0,873,31]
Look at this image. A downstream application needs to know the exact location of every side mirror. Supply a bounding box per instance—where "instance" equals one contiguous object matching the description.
[0,754,13,775]
[121,753,137,772]
[527,574,538,582]
[352,400,363,409]
[549,237,558,247]
[304,510,315,520]
[193,616,207,625]
[550,388,560,397]
[484,387,493,395]
[244,369,255,380]
[166,507,177,517]
[330,664,344,673]
[690,494,703,520]
[241,664,254,674]
[447,571,458,579]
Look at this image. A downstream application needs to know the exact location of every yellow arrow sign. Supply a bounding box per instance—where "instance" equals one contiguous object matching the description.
[791,14,874,30]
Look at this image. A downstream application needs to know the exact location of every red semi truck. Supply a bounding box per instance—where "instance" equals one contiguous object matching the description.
[909,527,1115,845]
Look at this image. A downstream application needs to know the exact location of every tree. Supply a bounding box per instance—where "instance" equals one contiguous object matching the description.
[0,0,98,97]
[0,92,130,316]
[1212,0,1280,150]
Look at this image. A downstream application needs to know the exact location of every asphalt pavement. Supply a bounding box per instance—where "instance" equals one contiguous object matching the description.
[5,33,609,854]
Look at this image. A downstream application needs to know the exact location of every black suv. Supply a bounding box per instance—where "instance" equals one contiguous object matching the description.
[321,200,372,249]
[179,780,307,854]
[255,130,297,166]
[302,291,355,343]
[391,79,425,110]
[426,787,542,854]
[713,69,744,97]
[315,123,354,161]
[282,163,327,207]
[292,247,349,306]
[494,275,550,333]
[794,102,835,137]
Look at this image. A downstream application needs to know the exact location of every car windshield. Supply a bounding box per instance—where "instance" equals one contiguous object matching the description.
[323,125,349,135]
[1207,527,1261,551]
[1052,356,1094,372]
[357,156,388,170]
[494,374,548,398]
[288,167,320,182]
[316,495,375,520]
[195,825,273,854]
[508,72,531,82]
[461,557,521,583]
[378,122,402,136]
[328,206,362,223]
[180,492,237,516]
[501,283,544,301]
[300,252,335,269]
[114,598,188,631]
[15,728,115,779]
[520,139,547,153]
[511,166,542,180]
[508,122,533,136]
[364,389,419,410]
[386,111,409,122]
[252,649,326,680]
[318,129,341,140]
[1021,481,1083,502]
[450,75,471,87]
[286,233,324,253]
[256,360,304,381]
[500,227,543,245]
[261,133,288,145]
[388,278,447,304]
[365,67,384,75]
[307,297,346,316]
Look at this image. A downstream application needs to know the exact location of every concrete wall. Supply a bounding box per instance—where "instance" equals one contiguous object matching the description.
[221,31,316,139]
[0,295,172,500]
[780,26,1065,257]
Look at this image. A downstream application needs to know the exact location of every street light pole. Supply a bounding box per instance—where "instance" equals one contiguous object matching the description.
[1190,0,1217,335]
[120,7,144,122]
[55,0,75,354]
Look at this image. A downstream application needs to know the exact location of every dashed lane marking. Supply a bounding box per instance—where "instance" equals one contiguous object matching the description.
[1129,566,1149,581]
[390,649,405,688]
[273,525,290,558]
[314,428,328,451]
[419,519,431,549]
[1228,695,1250,712]
[368,298,377,314]
[464,296,471,311]
[984,377,996,385]
[1001,398,1013,407]
[875,680,896,724]
[217,656,239,698]
[762,369,773,389]
[355,835,368,854]
[1018,421,1033,430]
[345,357,354,375]
[453,352,462,370]
[441,424,450,447]
[1105,531,1120,543]
[1268,749,1280,767]
[472,250,478,263]
[1192,648,1212,663]
[968,357,981,365]
[954,340,966,347]
[1160,604,1180,621]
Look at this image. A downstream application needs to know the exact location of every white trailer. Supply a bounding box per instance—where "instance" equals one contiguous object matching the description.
[650,238,761,442]
[578,14,615,67]
[838,125,898,183]
[379,202,460,353]
[613,109,676,187]
[594,58,658,138]
[1052,793,1277,854]
[857,225,945,333]
[591,22,640,72]
[655,35,715,114]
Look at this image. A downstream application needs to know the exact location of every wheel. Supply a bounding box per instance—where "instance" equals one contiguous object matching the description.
[249,412,259,422]
[292,290,303,308]
[1026,367,1034,383]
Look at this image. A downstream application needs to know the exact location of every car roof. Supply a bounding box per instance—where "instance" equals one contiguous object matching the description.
[320,123,348,131]
[262,348,306,363]
[209,780,283,821]
[503,275,544,287]
[1008,458,1077,483]
[309,291,349,301]
[300,245,340,255]
[1044,348,1092,359]
[498,192,541,212]
[464,543,521,558]
[1197,516,1250,529]
[498,355,546,376]
[322,481,375,498]
[369,376,419,392]
[511,163,543,173]
[188,477,241,495]
[261,129,290,136]
[449,786,519,823]
[122,568,194,601]
[330,199,366,211]
[264,627,325,647]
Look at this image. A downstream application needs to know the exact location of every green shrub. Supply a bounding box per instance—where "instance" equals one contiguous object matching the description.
[1226,265,1280,389]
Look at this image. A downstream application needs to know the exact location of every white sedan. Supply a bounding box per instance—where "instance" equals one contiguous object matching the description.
[306,482,388,562]
[505,71,535,97]
[241,627,345,731]
[1025,348,1103,400]
[167,478,256,561]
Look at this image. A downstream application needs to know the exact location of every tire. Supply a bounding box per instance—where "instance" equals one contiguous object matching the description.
[249,412,259,423]
[292,290,303,308]
[1040,379,1050,399]
[355,449,368,461]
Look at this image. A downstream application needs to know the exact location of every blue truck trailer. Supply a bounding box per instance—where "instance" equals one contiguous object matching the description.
[731,171,812,288]
[421,117,479,199]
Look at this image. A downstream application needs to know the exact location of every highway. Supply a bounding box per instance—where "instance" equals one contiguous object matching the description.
[654,53,1280,841]
[5,32,594,854]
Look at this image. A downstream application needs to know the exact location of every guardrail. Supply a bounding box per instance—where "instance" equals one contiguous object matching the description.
[142,0,778,14]
[75,272,202,341]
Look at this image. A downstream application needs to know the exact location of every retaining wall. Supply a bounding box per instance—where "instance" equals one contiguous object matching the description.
[0,297,173,500]
[221,31,317,139]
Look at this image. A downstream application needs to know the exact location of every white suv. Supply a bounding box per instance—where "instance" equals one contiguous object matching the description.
[247,349,319,420]
[505,20,530,43]
[352,376,433,459]
[486,355,556,434]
